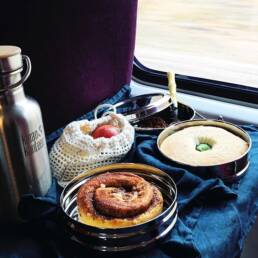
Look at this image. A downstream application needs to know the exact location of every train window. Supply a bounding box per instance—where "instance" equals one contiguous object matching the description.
[133,0,258,105]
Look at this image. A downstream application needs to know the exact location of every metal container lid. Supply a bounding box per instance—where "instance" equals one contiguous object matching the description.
[113,93,172,123]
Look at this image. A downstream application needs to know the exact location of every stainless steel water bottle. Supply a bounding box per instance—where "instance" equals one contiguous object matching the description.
[0,46,52,222]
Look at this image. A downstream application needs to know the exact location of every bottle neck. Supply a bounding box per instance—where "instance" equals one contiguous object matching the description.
[0,69,22,88]
[0,85,26,106]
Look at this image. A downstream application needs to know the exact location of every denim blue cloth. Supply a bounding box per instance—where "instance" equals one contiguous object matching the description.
[2,81,258,258]
[132,126,258,258]
[8,125,258,258]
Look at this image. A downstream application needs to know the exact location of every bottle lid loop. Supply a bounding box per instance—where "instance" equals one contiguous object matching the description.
[0,55,31,92]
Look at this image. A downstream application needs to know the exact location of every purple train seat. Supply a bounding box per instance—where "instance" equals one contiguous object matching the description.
[0,0,138,133]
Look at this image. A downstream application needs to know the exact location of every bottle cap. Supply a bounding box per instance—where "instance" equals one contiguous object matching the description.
[0,46,23,74]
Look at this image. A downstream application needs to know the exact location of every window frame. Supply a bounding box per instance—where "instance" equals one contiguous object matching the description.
[132,57,258,108]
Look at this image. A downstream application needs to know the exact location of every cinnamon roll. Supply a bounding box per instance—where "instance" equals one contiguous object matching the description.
[77,172,163,228]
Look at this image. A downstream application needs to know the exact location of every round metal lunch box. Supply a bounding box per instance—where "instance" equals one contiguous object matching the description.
[113,93,195,132]
[60,163,178,252]
[157,119,252,182]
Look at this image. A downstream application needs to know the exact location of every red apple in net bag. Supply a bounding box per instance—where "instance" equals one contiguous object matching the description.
[91,124,120,139]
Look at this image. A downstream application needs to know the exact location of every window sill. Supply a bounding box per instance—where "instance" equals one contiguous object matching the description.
[131,81,258,126]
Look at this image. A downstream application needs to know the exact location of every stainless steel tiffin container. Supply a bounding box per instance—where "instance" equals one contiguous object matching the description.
[157,119,252,182]
[113,93,195,132]
[60,163,178,252]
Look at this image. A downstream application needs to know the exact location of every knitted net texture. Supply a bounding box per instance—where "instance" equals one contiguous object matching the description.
[49,114,134,186]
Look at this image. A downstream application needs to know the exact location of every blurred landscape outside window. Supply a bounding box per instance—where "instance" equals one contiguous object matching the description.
[136,0,258,88]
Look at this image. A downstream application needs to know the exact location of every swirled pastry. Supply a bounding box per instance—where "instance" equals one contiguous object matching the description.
[77,172,163,228]
[160,126,248,166]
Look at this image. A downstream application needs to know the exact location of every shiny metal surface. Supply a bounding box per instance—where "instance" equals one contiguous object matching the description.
[113,92,195,132]
[114,93,172,123]
[134,101,195,132]
[157,119,251,182]
[60,163,178,252]
[0,47,51,222]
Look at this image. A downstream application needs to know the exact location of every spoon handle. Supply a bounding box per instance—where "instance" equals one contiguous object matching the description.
[167,72,178,108]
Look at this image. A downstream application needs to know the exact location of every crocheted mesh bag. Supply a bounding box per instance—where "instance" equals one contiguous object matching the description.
[49,113,134,186]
